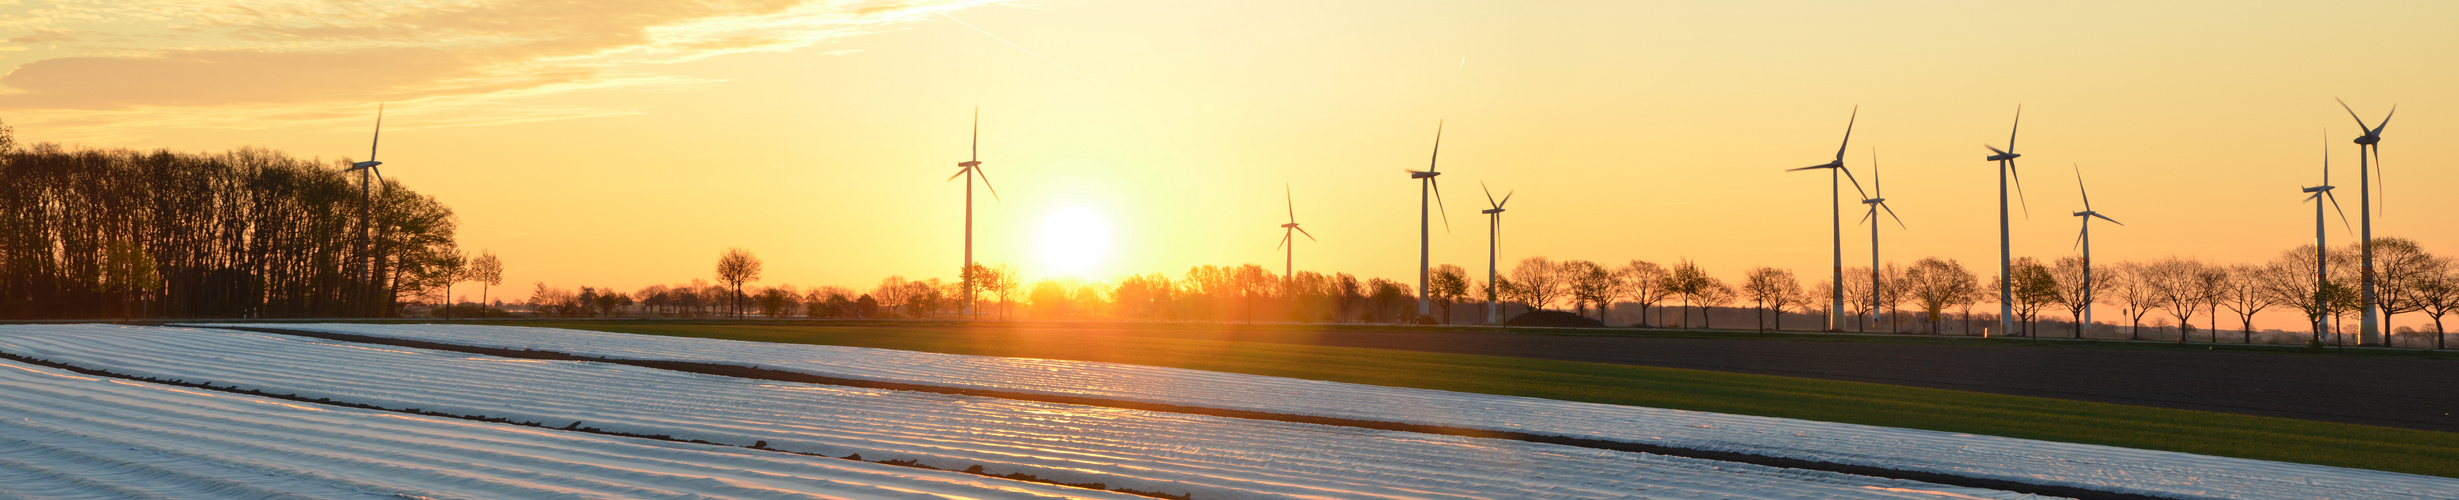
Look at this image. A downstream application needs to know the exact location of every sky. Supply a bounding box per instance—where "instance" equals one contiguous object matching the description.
[3,0,2454,330]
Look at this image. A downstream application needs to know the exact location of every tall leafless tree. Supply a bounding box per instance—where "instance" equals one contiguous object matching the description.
[715,248,761,319]
[1619,260,1672,327]
[1510,257,1566,312]
[1741,266,1800,332]
[1906,257,1978,335]
[2216,264,2280,343]
[1564,260,1617,322]
[2049,256,2111,338]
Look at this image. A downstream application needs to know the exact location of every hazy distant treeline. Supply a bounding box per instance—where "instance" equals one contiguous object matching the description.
[0,124,460,319]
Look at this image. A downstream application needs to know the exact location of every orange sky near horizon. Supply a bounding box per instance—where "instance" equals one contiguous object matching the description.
[2,0,2454,331]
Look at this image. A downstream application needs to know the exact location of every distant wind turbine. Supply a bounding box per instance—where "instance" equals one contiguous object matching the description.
[2302,133,2352,341]
[950,108,1002,319]
[1277,183,1316,280]
[1983,106,2031,338]
[2336,99,2392,345]
[1786,106,1867,332]
[1858,150,1905,332]
[342,104,391,316]
[1481,182,1513,324]
[2069,164,2121,338]
[1407,120,1452,320]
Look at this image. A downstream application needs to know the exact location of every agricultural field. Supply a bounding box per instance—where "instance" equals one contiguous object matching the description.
[0,323,2447,498]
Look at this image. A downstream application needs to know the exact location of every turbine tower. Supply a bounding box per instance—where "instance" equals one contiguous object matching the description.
[2302,134,2351,342]
[342,104,390,317]
[1983,106,2032,338]
[949,108,1002,319]
[2336,99,2392,346]
[1277,183,1316,281]
[1406,120,1452,321]
[1481,182,1513,324]
[1858,150,1904,332]
[1786,106,1866,332]
[2070,164,2121,338]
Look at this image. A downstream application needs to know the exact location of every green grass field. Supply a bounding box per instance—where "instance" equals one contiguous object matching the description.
[505,321,2454,477]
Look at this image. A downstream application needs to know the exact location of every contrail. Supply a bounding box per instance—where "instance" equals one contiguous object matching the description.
[940,12,1099,83]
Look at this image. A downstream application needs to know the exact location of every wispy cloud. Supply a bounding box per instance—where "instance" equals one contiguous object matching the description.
[0,0,1013,134]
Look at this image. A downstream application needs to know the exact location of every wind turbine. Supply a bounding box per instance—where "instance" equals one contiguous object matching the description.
[1858,150,1904,332]
[1277,183,1316,281]
[950,108,1002,319]
[1481,182,1512,324]
[2302,134,2351,343]
[1407,120,1452,320]
[342,104,390,316]
[1983,106,2031,338]
[1786,106,1866,332]
[2336,99,2392,345]
[2070,164,2121,338]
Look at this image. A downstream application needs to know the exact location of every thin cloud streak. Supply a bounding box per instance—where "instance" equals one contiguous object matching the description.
[939,11,1100,84]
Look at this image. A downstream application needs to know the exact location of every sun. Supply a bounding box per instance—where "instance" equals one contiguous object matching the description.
[1036,206,1113,278]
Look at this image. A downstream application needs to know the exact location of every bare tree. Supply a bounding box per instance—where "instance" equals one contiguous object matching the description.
[2216,264,2279,343]
[1564,260,1618,322]
[1991,258,2057,337]
[2108,261,2160,340]
[1875,263,1910,332]
[1842,266,1874,332]
[715,248,762,319]
[1695,281,1736,329]
[1511,257,1566,312]
[434,250,467,320]
[2049,256,2112,338]
[872,276,911,318]
[2413,259,2458,349]
[2259,248,2329,341]
[1429,264,1471,324]
[2371,237,2437,345]
[2143,257,2212,343]
[1619,260,1673,327]
[1665,259,1722,329]
[469,250,504,312]
[1906,258,1979,335]
[1741,267,1800,332]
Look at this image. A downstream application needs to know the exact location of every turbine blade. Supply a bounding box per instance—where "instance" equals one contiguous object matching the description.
[975,166,1002,202]
[2074,163,2091,210]
[1836,166,1870,200]
[971,107,979,162]
[2337,98,2370,133]
[2374,145,2385,218]
[1834,105,1858,162]
[1429,119,1444,172]
[2011,159,2031,219]
[1788,165,1832,172]
[1858,208,1875,226]
[369,103,385,162]
[1984,145,2008,156]
[2093,213,2123,226]
[1482,181,1497,208]
[1277,231,1289,251]
[1297,226,1316,241]
[1431,177,1450,232]
[2325,191,2351,235]
[2007,104,2021,152]
[1882,202,1906,229]
[1287,183,1296,223]
[2375,104,2395,136]
[947,168,968,182]
[1498,190,1512,208]
[2073,228,2086,251]
[1870,148,1881,196]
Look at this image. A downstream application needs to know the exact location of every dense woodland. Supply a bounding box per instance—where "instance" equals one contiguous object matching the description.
[0,123,461,319]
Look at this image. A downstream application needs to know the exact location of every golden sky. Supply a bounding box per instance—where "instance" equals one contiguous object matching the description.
[3,0,2454,328]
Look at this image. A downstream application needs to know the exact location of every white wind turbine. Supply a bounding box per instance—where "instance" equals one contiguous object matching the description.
[1982,106,2032,338]
[2335,99,2392,345]
[1277,183,1317,281]
[1858,150,1905,332]
[949,108,1002,319]
[1786,106,1867,332]
[2069,164,2121,338]
[2301,134,2352,342]
[1406,120,1452,320]
[342,104,393,316]
[1481,182,1513,324]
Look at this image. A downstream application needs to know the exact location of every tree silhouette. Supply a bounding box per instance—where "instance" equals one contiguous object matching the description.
[469,251,503,314]
[1619,260,1671,327]
[2412,261,2458,349]
[1906,257,1978,335]
[1564,260,1616,322]
[1428,264,1470,324]
[715,248,761,319]
[2049,256,2110,338]
[2215,264,2279,343]
[2371,238,2437,345]
[1741,266,1800,332]
[2143,257,2214,343]
[1510,257,1565,312]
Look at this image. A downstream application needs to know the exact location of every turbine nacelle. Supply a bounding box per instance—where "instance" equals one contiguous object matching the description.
[1861,197,1884,204]
[2302,185,2334,193]
[1480,208,1504,215]
[1409,169,1441,179]
[958,160,982,167]
[1282,222,1300,229]
[348,160,382,171]
[1985,146,2020,162]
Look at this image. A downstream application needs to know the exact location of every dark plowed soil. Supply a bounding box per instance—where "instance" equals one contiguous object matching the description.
[1202,329,2459,433]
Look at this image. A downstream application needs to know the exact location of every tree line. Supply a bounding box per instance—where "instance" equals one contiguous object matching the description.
[0,124,462,319]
